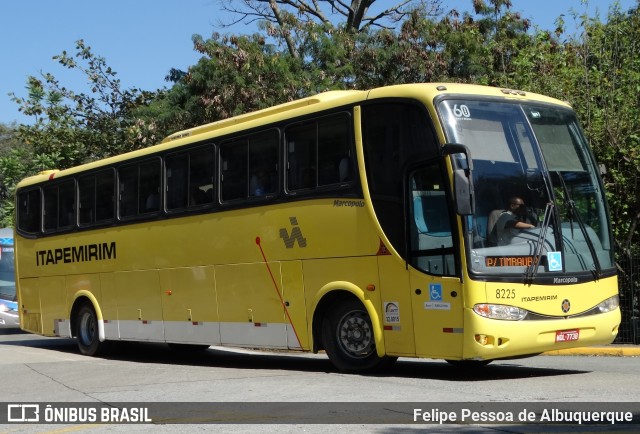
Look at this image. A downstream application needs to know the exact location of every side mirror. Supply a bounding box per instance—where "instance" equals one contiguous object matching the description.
[441,144,474,216]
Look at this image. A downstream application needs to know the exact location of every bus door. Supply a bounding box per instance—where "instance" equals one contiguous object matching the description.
[407,164,464,359]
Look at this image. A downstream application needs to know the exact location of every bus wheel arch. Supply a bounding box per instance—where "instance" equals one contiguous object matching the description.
[70,296,109,356]
[313,290,395,373]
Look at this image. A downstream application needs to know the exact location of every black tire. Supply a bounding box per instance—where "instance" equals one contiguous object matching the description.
[322,298,395,373]
[75,303,109,356]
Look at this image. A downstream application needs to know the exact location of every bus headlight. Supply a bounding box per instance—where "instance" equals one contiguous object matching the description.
[474,304,528,320]
[597,295,619,313]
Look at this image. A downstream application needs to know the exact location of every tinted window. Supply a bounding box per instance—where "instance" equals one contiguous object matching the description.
[220,138,248,201]
[220,130,278,202]
[17,189,41,233]
[139,160,161,214]
[79,170,115,225]
[43,180,75,231]
[166,146,215,210]
[118,158,161,218]
[362,102,439,259]
[286,114,352,191]
[249,131,278,197]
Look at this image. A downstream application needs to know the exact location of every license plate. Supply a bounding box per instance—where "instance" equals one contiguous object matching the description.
[555,329,580,343]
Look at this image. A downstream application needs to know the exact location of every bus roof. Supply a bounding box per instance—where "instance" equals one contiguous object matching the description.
[161,90,364,143]
[15,83,569,188]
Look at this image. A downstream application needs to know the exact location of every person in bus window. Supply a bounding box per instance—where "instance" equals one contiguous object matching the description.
[251,170,273,196]
[488,196,536,246]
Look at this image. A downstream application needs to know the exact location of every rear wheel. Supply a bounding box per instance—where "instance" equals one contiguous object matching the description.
[322,298,395,372]
[75,303,108,356]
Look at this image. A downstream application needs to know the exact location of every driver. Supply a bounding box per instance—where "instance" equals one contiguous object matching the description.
[489,197,536,246]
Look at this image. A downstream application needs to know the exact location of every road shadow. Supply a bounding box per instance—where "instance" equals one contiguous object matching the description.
[105,343,592,381]
[0,332,589,381]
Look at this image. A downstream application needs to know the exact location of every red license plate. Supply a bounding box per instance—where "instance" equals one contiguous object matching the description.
[555,329,580,343]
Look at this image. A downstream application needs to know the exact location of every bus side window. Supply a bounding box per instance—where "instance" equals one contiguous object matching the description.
[78,175,96,225]
[286,123,316,190]
[249,130,278,197]
[220,139,248,202]
[42,180,75,231]
[43,185,59,231]
[118,159,160,217]
[166,154,189,210]
[408,166,455,276]
[95,170,115,222]
[286,114,351,191]
[118,165,138,218]
[81,170,115,225]
[139,159,161,214]
[318,115,351,185]
[18,189,41,233]
[58,180,75,228]
[189,146,215,205]
[166,146,215,210]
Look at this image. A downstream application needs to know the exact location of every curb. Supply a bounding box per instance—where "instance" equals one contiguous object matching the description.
[543,346,640,356]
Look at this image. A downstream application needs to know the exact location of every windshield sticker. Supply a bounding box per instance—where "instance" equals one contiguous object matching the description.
[547,252,563,272]
[452,104,472,120]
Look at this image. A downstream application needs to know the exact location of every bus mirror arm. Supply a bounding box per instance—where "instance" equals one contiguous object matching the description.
[441,144,473,170]
[441,144,475,216]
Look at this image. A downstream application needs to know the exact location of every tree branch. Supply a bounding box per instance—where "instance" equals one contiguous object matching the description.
[269,0,300,58]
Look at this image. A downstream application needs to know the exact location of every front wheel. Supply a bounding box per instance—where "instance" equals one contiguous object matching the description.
[75,303,109,356]
[322,298,395,372]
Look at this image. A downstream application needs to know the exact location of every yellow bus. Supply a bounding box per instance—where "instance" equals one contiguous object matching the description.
[14,83,620,372]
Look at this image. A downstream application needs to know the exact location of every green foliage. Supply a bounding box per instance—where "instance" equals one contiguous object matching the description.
[3,40,162,226]
[10,40,160,166]
[142,32,310,133]
[509,2,640,255]
[575,5,640,256]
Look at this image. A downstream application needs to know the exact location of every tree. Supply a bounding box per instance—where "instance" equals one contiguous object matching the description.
[217,0,443,57]
[10,40,160,168]
[0,123,24,226]
[2,40,161,227]
[573,4,640,256]
[149,32,313,131]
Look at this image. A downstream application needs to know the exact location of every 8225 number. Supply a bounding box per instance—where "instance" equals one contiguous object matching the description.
[496,288,516,299]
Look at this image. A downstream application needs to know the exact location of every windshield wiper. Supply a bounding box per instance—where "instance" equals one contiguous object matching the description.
[556,171,602,279]
[524,202,554,284]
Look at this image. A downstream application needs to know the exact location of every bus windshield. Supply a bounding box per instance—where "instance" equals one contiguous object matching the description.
[437,99,613,278]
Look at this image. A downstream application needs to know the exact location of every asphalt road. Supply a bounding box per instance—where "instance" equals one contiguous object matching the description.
[0,329,639,433]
